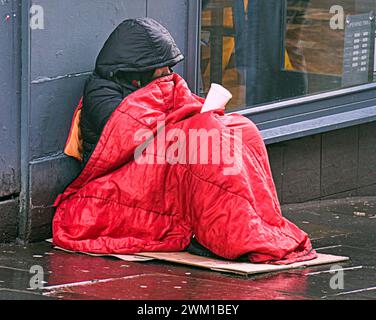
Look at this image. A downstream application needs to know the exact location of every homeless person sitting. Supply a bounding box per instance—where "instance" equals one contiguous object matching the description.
[53,17,317,265]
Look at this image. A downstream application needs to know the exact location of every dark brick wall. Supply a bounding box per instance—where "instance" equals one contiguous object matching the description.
[0,200,19,243]
[0,0,20,243]
[267,121,376,204]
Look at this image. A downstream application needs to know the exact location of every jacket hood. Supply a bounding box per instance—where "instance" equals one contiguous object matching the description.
[95,17,184,79]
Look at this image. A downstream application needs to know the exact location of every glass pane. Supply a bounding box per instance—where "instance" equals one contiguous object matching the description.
[200,0,376,111]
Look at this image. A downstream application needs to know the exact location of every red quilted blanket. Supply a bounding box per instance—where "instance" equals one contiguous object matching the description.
[53,73,317,265]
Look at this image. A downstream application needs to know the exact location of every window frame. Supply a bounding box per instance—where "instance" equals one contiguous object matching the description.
[186,0,376,144]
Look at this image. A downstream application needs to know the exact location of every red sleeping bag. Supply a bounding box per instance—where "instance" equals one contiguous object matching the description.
[53,73,317,265]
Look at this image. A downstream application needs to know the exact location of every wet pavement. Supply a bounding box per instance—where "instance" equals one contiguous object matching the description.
[0,196,375,300]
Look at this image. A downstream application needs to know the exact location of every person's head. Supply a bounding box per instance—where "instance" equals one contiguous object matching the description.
[95,18,183,88]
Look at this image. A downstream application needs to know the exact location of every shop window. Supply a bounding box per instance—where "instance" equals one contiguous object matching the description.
[200,0,376,111]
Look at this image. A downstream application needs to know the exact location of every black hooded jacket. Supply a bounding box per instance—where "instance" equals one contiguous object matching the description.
[80,18,184,166]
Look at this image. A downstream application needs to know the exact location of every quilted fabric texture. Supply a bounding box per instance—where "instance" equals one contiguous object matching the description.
[53,73,317,265]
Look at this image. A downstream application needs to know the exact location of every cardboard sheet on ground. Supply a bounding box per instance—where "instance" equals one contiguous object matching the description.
[45,239,154,262]
[46,239,349,276]
[137,252,349,275]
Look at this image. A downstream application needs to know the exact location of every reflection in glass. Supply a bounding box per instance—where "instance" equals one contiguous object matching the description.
[200,0,376,111]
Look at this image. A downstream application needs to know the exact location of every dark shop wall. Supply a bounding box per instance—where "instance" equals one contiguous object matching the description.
[24,0,189,242]
[0,0,20,242]
[267,122,376,204]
